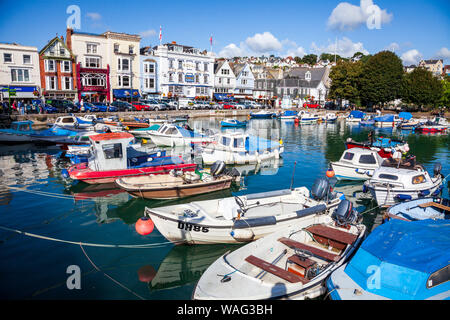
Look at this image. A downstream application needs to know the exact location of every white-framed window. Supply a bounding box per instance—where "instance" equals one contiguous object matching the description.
[227,78,230,84]
[218,78,222,84]
[82,74,105,87]
[118,58,129,71]
[46,76,57,90]
[118,75,130,87]
[85,56,100,68]
[61,60,71,73]
[23,55,31,64]
[195,74,199,83]
[221,69,230,75]
[45,59,56,72]
[203,75,208,84]
[144,63,155,74]
[3,53,12,63]
[169,59,174,69]
[178,60,183,69]
[149,78,155,89]
[114,43,119,53]
[242,71,248,76]
[242,79,247,85]
[60,47,65,55]
[129,45,134,54]
[178,73,183,82]
[305,71,311,81]
[204,62,208,72]
[11,69,30,82]
[62,76,73,90]
[86,43,97,54]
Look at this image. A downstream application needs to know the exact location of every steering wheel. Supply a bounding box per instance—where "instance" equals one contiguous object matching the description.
[234,196,246,212]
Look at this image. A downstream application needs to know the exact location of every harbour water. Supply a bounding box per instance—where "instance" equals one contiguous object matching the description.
[0,117,448,299]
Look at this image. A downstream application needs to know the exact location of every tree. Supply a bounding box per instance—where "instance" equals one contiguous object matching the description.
[440,76,450,107]
[294,56,303,64]
[328,60,363,104]
[359,51,404,107]
[402,67,444,110]
[301,54,318,66]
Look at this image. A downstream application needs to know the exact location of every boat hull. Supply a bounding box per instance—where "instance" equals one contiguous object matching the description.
[331,162,375,181]
[202,147,283,165]
[0,132,33,143]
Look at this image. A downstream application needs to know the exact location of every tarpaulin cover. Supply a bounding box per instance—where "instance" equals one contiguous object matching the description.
[399,112,413,120]
[349,110,365,119]
[344,219,450,299]
[374,114,395,122]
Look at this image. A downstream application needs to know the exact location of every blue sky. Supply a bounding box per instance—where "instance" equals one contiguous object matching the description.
[0,0,449,65]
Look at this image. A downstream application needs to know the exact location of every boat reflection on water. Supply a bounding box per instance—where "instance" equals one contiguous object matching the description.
[145,243,241,291]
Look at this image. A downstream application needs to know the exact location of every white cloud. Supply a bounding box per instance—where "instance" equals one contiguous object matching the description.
[139,29,157,38]
[401,49,422,66]
[311,37,369,58]
[327,0,393,31]
[384,42,400,52]
[435,47,450,60]
[86,12,102,21]
[244,32,282,53]
[219,43,247,58]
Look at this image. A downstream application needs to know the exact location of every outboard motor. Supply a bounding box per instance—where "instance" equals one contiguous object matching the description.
[210,160,226,177]
[434,162,442,178]
[333,199,358,226]
[310,178,330,201]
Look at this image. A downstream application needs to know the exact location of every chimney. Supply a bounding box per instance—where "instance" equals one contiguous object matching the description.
[66,27,73,50]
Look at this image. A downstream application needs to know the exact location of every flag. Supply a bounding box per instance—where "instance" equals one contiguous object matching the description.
[209,35,212,46]
[159,26,162,42]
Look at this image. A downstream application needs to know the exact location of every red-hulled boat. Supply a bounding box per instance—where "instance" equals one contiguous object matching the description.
[63,132,196,184]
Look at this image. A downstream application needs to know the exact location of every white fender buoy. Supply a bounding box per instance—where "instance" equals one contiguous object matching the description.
[230,229,255,242]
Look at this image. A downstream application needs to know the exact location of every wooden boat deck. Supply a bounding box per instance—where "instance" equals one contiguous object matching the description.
[278,237,340,262]
[245,255,308,284]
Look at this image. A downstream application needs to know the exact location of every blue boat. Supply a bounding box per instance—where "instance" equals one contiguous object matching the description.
[31,125,80,144]
[279,110,298,120]
[346,110,365,122]
[359,115,375,126]
[327,219,450,300]
[385,197,450,222]
[0,120,35,143]
[250,110,276,119]
[220,118,247,127]
[374,114,401,127]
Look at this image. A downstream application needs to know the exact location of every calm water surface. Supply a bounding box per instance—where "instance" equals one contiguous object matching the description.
[0,118,448,299]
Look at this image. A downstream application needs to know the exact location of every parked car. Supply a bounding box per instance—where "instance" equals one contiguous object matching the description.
[130,101,151,111]
[42,104,58,114]
[140,99,168,111]
[303,102,321,108]
[178,99,194,110]
[76,102,99,113]
[223,102,236,109]
[160,99,177,110]
[245,101,262,109]
[90,102,116,112]
[48,99,79,113]
[192,101,211,110]
[110,100,136,111]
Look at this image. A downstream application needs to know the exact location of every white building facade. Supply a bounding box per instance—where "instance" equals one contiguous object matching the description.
[145,43,214,99]
[213,59,236,101]
[0,43,41,102]
[230,62,255,101]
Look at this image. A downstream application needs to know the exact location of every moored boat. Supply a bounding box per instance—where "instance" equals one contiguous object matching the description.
[384,197,450,221]
[0,120,35,143]
[279,110,298,120]
[346,110,365,123]
[63,132,196,184]
[326,219,450,300]
[250,110,276,119]
[345,135,409,159]
[331,148,384,181]
[146,124,215,147]
[220,119,247,128]
[192,199,366,300]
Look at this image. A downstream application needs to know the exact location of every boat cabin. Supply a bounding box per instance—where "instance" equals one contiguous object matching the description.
[338,148,383,169]
[10,121,34,133]
[55,116,78,127]
[370,165,432,190]
[88,132,135,171]
[214,132,280,152]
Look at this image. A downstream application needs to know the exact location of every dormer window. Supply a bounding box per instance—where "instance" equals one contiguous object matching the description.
[305,71,311,81]
[129,45,134,54]
[114,44,119,53]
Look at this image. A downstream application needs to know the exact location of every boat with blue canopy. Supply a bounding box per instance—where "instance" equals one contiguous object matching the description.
[374,114,401,127]
[146,123,215,147]
[279,110,298,120]
[346,110,365,123]
[384,197,450,221]
[250,110,277,119]
[0,120,35,143]
[327,219,450,300]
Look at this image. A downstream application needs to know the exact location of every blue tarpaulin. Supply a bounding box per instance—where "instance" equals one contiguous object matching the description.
[399,112,413,120]
[374,114,395,122]
[344,219,450,299]
[349,110,365,119]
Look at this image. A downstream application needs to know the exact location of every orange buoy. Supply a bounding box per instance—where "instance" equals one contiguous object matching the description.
[137,265,157,282]
[135,216,154,235]
[326,169,335,178]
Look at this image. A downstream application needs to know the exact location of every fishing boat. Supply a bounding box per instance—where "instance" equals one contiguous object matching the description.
[374,114,402,127]
[320,113,337,123]
[201,132,284,165]
[146,124,215,147]
[116,161,240,200]
[220,119,247,128]
[384,197,450,221]
[279,110,298,120]
[345,135,409,159]
[145,178,346,245]
[415,118,448,133]
[62,132,197,184]
[330,148,384,181]
[346,110,365,123]
[363,157,444,207]
[327,219,450,300]
[30,125,80,144]
[192,199,366,300]
[0,120,35,143]
[250,110,276,119]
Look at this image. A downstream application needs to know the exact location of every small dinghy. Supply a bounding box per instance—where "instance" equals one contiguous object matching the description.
[363,157,444,207]
[128,125,161,138]
[145,178,345,245]
[331,148,384,181]
[384,197,450,221]
[192,199,366,300]
[359,115,375,126]
[220,119,247,128]
[320,113,337,123]
[327,219,450,300]
[250,111,276,119]
[116,161,240,200]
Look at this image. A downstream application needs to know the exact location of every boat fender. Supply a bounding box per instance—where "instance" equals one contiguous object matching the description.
[230,229,254,242]
[395,194,412,201]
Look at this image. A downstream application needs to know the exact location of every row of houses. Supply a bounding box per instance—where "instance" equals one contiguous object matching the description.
[0,27,331,106]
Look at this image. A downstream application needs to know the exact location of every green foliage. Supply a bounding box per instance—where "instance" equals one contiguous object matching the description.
[440,77,450,106]
[300,54,318,66]
[329,60,363,104]
[359,51,404,106]
[401,67,443,110]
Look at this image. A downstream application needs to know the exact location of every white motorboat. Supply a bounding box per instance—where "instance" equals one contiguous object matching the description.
[128,125,162,139]
[345,111,365,123]
[146,124,215,147]
[192,199,366,300]
[331,148,384,181]
[298,111,319,124]
[320,113,337,123]
[363,157,444,207]
[201,132,284,165]
[51,116,95,131]
[374,114,402,127]
[145,178,345,245]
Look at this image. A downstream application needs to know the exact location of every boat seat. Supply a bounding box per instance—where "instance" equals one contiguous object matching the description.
[286,255,316,280]
[278,237,340,262]
[245,255,308,284]
[418,202,450,212]
[306,225,357,245]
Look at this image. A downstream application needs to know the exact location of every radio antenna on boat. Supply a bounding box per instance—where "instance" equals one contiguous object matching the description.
[290,161,297,190]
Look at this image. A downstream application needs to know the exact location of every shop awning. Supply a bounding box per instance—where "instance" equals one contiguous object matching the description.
[113,89,140,98]
[214,93,234,101]
[0,85,38,98]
